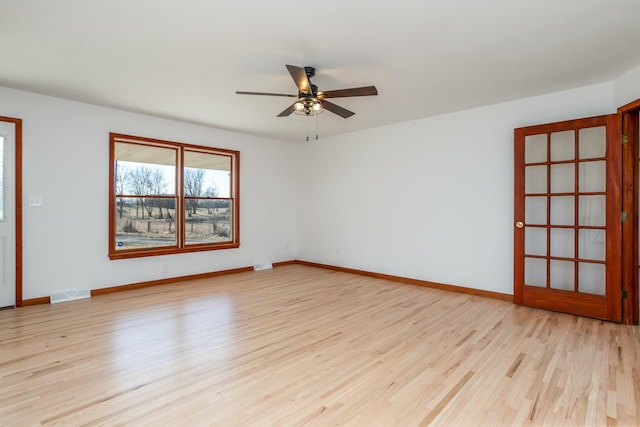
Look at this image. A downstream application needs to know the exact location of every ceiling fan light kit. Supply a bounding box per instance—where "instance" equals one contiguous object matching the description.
[293,96,323,116]
[236,64,377,119]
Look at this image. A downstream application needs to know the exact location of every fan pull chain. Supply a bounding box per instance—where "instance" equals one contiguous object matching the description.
[315,114,319,140]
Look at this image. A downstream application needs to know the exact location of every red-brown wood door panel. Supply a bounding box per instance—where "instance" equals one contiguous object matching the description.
[514,114,622,322]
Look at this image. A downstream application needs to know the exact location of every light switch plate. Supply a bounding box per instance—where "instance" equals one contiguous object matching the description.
[28,196,43,207]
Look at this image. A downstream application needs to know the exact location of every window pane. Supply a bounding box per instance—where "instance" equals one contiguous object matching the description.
[114,196,178,250]
[184,151,231,198]
[185,198,233,244]
[115,143,177,196]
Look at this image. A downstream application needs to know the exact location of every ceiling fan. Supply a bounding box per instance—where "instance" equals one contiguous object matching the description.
[236,64,378,118]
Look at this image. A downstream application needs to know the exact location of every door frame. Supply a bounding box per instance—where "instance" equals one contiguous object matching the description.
[619,99,640,325]
[0,116,22,307]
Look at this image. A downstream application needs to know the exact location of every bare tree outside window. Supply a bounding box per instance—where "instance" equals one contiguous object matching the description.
[149,168,167,218]
[184,168,204,216]
[128,166,152,218]
[203,185,219,214]
[115,162,129,219]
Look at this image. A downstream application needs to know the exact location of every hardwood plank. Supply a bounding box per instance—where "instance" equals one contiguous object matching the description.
[0,265,638,426]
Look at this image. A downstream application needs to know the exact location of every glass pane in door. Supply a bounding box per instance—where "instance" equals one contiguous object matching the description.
[550,130,575,161]
[578,263,605,295]
[550,196,574,225]
[578,195,605,226]
[525,166,547,194]
[578,126,606,159]
[578,229,605,261]
[550,260,574,291]
[525,134,547,163]
[550,229,574,258]
[579,161,606,192]
[525,196,546,224]
[525,228,546,256]
[525,258,546,287]
[550,164,575,193]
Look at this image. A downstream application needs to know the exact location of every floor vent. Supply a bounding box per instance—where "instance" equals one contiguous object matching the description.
[253,262,273,271]
[50,289,91,304]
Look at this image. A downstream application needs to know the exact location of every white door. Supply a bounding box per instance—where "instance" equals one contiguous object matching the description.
[0,121,15,308]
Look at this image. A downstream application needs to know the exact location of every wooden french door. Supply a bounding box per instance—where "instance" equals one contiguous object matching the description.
[514,114,622,322]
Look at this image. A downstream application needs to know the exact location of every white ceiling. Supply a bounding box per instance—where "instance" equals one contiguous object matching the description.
[1,0,640,143]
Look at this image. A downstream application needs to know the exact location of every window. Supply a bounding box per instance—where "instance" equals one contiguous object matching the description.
[109,133,239,259]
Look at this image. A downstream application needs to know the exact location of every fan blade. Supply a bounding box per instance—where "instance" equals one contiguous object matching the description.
[318,86,378,99]
[277,103,297,117]
[236,91,296,97]
[285,64,312,95]
[322,100,355,118]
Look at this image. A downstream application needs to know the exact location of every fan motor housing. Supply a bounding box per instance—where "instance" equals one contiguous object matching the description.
[304,66,316,78]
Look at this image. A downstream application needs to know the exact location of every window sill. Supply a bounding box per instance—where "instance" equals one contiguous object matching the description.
[108,243,240,260]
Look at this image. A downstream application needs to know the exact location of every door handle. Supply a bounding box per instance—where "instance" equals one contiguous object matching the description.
[515,221,524,229]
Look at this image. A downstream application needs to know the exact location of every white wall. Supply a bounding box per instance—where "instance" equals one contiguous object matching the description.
[296,82,615,295]
[614,63,640,107]
[0,87,298,300]
[3,76,632,301]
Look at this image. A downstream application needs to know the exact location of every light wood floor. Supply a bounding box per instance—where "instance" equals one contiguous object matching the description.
[1,265,639,426]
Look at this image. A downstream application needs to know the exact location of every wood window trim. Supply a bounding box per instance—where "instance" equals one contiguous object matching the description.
[109,133,240,260]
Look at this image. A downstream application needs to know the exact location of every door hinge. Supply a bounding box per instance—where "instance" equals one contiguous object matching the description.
[622,212,628,222]
[622,134,628,144]
[622,289,628,299]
